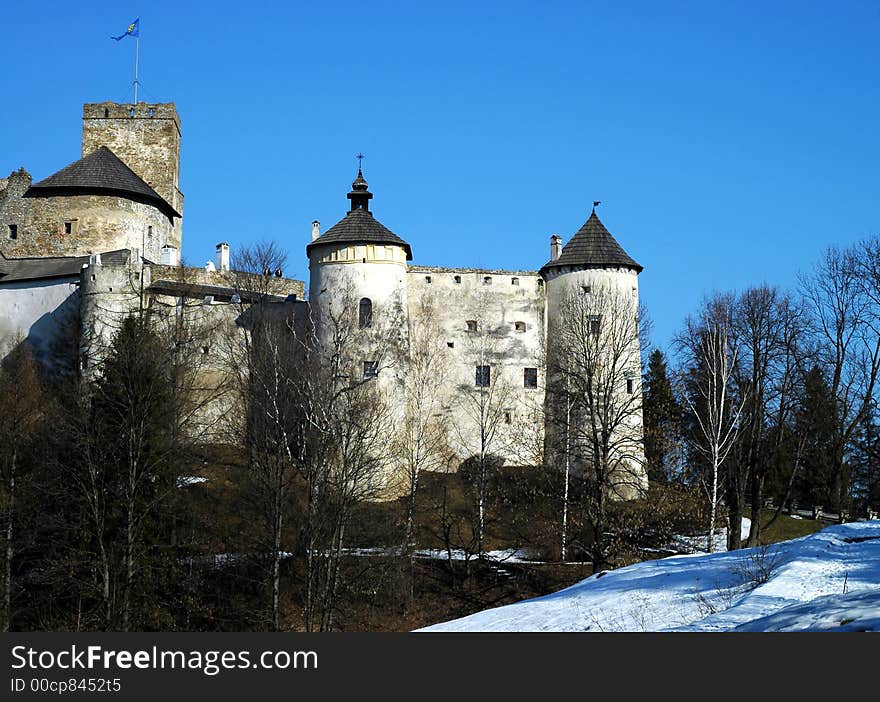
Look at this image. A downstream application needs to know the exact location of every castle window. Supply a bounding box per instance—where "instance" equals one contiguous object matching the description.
[626,377,635,394]
[104,108,109,118]
[582,285,591,294]
[475,365,490,388]
[466,320,477,333]
[504,411,512,425]
[148,107,154,118]
[64,221,72,235]
[515,321,526,333]
[524,368,538,388]
[447,342,454,348]
[202,346,210,355]
[359,298,373,328]
[537,279,544,287]
[512,277,519,285]
[454,275,461,284]
[8,224,17,240]
[425,275,432,284]
[483,276,492,285]
[129,107,135,117]
[363,360,378,379]
[590,314,601,336]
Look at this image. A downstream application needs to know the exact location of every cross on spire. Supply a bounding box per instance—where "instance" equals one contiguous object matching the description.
[356,152,365,171]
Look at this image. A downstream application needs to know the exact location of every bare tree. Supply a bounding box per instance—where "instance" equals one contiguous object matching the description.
[548,282,647,569]
[679,298,745,553]
[396,293,453,560]
[0,342,44,631]
[800,243,880,512]
[451,291,517,558]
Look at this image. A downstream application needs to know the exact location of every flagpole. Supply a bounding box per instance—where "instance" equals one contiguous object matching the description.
[134,33,139,104]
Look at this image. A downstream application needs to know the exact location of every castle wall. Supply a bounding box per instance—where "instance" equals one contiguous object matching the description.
[0,276,79,363]
[1,191,173,262]
[82,102,183,246]
[407,266,547,467]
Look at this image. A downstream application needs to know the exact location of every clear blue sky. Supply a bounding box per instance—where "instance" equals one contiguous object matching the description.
[2,1,878,352]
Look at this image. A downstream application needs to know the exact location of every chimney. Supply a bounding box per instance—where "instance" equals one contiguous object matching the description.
[311,220,321,242]
[215,242,230,272]
[205,260,216,272]
[550,235,562,261]
[161,245,179,266]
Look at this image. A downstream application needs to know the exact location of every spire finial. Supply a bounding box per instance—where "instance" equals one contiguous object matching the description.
[592,200,601,214]
[356,152,365,173]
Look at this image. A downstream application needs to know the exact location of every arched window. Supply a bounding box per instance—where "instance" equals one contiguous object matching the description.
[359,297,373,328]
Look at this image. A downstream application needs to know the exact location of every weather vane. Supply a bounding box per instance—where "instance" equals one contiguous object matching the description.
[356,152,365,171]
[592,200,601,213]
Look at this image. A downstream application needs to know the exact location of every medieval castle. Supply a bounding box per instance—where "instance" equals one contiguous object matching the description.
[0,101,647,496]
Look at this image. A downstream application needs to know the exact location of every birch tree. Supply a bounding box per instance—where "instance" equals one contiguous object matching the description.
[679,300,745,553]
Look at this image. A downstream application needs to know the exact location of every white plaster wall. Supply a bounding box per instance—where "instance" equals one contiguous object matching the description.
[407,267,546,467]
[0,277,80,362]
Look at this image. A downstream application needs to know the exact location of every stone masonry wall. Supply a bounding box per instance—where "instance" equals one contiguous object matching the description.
[82,102,183,247]
[1,190,174,262]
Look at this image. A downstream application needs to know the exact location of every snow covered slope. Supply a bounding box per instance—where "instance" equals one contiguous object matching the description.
[419,521,880,632]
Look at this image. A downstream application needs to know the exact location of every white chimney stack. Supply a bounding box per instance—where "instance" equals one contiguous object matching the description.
[205,261,216,272]
[216,242,230,272]
[161,245,179,266]
[550,235,562,261]
[311,220,321,241]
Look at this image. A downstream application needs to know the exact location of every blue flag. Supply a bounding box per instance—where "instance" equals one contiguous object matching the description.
[112,18,139,41]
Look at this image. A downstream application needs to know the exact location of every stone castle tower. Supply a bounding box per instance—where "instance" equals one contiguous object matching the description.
[0,102,182,264]
[81,102,184,250]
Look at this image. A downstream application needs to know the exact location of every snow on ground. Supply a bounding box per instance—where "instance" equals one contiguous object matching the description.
[418,520,880,632]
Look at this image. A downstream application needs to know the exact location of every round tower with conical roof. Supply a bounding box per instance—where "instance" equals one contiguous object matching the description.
[540,207,647,498]
[307,169,412,489]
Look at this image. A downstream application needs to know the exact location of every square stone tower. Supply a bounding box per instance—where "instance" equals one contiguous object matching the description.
[81,102,184,247]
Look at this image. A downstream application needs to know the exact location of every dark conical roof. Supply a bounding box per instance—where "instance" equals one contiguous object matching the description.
[307,170,412,260]
[541,211,642,274]
[307,208,412,260]
[24,146,180,219]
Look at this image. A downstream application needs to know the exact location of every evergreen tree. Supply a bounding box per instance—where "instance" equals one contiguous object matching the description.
[791,365,837,509]
[642,348,682,483]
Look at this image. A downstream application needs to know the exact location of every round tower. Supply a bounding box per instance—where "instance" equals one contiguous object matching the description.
[307,169,412,489]
[540,206,647,498]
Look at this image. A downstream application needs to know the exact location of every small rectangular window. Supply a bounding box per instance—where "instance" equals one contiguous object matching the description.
[64,221,72,235]
[515,321,526,333]
[364,360,378,379]
[590,314,601,336]
[483,276,492,285]
[524,368,538,388]
[626,378,634,394]
[511,277,519,285]
[466,320,477,333]
[475,365,490,387]
[454,275,461,284]
[447,341,454,348]
[8,224,17,240]
[425,275,432,284]
[504,411,512,425]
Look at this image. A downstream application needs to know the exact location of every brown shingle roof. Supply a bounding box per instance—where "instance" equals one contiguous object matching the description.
[24,146,180,220]
[540,211,642,274]
[306,208,412,260]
